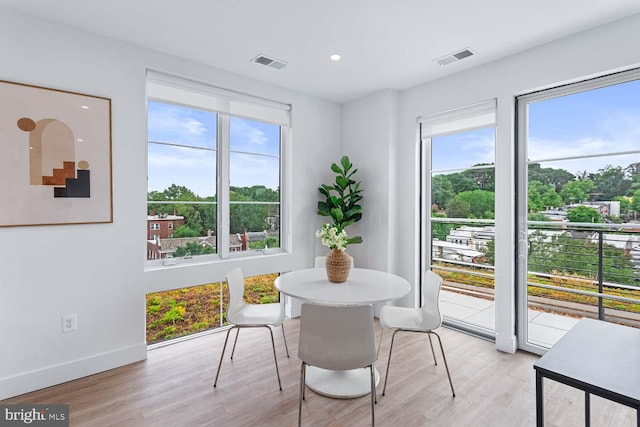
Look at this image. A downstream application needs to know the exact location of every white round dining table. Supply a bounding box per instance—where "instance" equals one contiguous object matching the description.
[275,267,411,399]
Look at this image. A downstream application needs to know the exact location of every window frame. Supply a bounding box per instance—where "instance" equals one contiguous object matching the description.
[145,72,291,267]
[419,99,497,339]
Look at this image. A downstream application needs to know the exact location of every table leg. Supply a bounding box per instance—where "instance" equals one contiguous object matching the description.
[305,366,380,399]
[585,391,590,427]
[536,371,544,427]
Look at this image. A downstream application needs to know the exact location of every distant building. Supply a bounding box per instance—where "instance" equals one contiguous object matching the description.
[581,201,620,217]
[432,239,484,263]
[147,213,185,240]
[446,225,494,251]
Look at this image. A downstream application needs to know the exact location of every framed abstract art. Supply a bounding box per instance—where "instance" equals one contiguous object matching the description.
[0,80,112,227]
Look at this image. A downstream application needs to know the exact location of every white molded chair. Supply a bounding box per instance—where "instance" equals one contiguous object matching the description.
[298,303,377,426]
[213,267,290,390]
[379,270,455,397]
[314,254,354,268]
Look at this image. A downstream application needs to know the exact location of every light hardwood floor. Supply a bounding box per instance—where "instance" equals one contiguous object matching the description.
[3,319,637,426]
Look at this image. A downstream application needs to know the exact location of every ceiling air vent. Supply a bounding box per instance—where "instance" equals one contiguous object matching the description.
[435,47,476,66]
[251,54,288,70]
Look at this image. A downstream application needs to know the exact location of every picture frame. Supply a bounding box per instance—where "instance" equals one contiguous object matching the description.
[0,80,112,227]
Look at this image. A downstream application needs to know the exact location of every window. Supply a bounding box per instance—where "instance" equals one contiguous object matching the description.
[420,100,496,337]
[146,71,290,263]
[150,223,159,230]
[516,69,640,352]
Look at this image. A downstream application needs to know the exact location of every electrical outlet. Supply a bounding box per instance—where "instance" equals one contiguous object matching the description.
[62,314,77,333]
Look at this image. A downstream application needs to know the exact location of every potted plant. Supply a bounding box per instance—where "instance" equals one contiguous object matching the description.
[316,155,363,282]
[317,155,363,244]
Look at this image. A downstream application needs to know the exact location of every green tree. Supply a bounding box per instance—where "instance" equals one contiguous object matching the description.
[249,236,279,249]
[626,162,640,193]
[483,238,495,266]
[589,165,630,201]
[173,241,214,257]
[468,164,495,191]
[567,205,602,223]
[541,189,562,208]
[178,205,204,235]
[528,181,561,211]
[528,187,544,212]
[452,190,495,219]
[230,192,269,234]
[560,179,594,204]
[528,163,575,193]
[173,225,199,238]
[201,197,217,234]
[446,198,471,218]
[432,175,454,210]
[447,171,479,194]
[631,189,640,213]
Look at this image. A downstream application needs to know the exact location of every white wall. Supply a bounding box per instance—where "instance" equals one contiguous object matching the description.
[341,90,398,272]
[0,9,341,399]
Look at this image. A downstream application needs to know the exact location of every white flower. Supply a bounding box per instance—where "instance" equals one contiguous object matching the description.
[316,223,348,251]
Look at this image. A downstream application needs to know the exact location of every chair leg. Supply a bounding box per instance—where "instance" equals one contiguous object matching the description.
[230,327,241,359]
[369,364,376,427]
[432,332,455,397]
[299,362,306,427]
[382,329,400,396]
[266,325,283,391]
[376,327,384,359]
[213,326,234,387]
[427,333,438,365]
[281,324,290,358]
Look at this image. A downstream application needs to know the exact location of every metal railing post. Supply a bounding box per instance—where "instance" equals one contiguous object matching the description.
[598,231,604,320]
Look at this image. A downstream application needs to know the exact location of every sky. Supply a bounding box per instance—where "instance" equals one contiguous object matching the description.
[147,101,280,198]
[432,78,640,176]
[149,77,640,198]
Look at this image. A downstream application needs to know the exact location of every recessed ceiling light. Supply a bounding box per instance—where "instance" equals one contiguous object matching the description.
[330,54,341,61]
[81,105,89,109]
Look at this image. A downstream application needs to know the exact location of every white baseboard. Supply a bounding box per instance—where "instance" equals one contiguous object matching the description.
[0,343,147,400]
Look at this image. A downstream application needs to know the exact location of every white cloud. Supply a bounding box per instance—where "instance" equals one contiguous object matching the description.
[181,118,206,135]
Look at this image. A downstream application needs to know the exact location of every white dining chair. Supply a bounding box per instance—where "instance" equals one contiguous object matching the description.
[378,270,455,397]
[213,267,290,390]
[297,303,377,426]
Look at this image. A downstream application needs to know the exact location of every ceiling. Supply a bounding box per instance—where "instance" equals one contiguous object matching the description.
[2,0,640,104]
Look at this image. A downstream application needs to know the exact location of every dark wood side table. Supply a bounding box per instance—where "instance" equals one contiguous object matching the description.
[534,318,640,426]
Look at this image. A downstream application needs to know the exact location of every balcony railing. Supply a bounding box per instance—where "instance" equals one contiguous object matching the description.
[431,219,640,330]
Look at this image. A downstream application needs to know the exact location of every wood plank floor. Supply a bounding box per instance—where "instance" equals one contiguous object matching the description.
[3,319,637,426]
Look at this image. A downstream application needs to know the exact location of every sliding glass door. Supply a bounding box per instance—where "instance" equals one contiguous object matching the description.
[516,69,640,353]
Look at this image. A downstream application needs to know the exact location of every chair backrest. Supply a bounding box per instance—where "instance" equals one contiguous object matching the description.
[314,255,354,268]
[420,270,444,330]
[225,267,246,317]
[298,304,376,371]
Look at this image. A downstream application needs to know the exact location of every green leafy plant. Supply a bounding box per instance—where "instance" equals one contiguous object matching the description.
[317,155,363,245]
